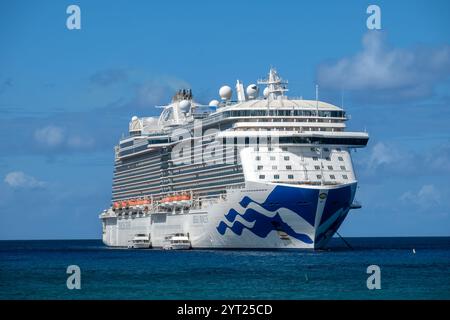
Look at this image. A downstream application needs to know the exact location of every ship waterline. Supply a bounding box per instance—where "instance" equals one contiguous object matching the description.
[100,68,368,250]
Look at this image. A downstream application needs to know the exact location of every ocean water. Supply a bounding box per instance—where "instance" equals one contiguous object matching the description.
[0,237,449,300]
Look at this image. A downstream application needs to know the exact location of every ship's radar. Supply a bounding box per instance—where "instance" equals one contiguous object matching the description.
[179,100,191,113]
[246,84,258,99]
[219,85,232,100]
[129,116,142,135]
[209,99,219,107]
[258,68,288,100]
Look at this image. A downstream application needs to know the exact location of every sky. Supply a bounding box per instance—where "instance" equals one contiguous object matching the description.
[0,0,449,239]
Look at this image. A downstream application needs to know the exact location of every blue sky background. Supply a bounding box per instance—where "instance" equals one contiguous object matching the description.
[0,0,449,239]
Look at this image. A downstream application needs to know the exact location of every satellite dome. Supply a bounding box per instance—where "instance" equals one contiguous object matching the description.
[246,84,258,99]
[131,116,138,121]
[209,99,219,107]
[219,85,232,100]
[263,87,270,98]
[179,100,191,113]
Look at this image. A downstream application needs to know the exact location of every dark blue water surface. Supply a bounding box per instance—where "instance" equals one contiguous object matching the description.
[0,237,449,299]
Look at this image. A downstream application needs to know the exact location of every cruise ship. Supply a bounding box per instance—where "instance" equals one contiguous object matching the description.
[100,68,369,249]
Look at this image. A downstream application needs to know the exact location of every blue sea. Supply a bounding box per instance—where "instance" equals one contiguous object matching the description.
[0,237,449,300]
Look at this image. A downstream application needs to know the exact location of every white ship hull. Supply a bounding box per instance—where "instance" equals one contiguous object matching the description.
[100,68,368,250]
[101,181,357,250]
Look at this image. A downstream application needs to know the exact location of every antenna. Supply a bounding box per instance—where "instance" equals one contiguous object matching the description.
[315,84,319,116]
[236,80,246,102]
[258,67,288,100]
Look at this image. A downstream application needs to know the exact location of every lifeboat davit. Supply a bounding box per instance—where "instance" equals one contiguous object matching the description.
[160,197,169,207]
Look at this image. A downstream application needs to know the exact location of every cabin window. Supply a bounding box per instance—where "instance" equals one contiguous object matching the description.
[288,174,294,179]
[273,174,280,179]
[314,165,320,170]
[312,157,318,161]
[340,165,346,170]
[343,175,348,180]
[338,156,344,161]
[327,165,333,170]
[272,165,277,170]
[284,156,290,161]
[286,165,292,170]
[256,156,261,161]
[270,156,276,161]
[330,175,336,179]
[259,175,265,179]
[257,165,263,170]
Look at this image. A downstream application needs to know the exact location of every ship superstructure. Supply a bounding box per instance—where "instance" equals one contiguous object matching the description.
[100,68,369,249]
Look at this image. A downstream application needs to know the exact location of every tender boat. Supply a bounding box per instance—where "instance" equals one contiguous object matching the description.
[128,234,151,249]
[162,233,191,250]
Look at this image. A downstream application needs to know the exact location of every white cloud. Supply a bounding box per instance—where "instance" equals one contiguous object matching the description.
[134,76,191,108]
[34,126,64,147]
[4,171,46,189]
[367,142,404,171]
[34,126,95,150]
[67,135,95,149]
[317,32,450,101]
[400,184,441,209]
[90,69,128,86]
[362,141,450,177]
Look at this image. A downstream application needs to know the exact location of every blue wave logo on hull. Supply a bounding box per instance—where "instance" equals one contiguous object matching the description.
[217,208,313,244]
[216,185,320,244]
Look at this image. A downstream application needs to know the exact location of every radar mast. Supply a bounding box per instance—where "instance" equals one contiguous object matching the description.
[257,68,289,100]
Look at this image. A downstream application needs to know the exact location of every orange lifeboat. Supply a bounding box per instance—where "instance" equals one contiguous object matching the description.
[121,201,127,208]
[160,197,168,207]
[179,193,192,206]
[180,194,190,201]
[167,196,176,207]
[169,195,179,207]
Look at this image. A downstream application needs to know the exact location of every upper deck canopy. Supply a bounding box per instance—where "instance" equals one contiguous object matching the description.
[218,98,343,113]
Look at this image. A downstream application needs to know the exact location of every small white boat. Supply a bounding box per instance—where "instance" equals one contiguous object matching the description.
[128,234,151,249]
[162,233,191,250]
